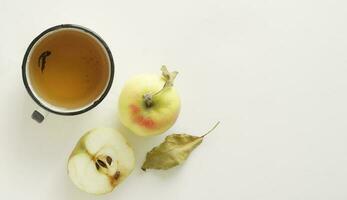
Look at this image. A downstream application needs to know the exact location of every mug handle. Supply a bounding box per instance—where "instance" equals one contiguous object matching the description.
[31,109,48,123]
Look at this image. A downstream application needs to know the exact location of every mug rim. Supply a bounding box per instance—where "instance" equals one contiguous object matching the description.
[22,24,115,116]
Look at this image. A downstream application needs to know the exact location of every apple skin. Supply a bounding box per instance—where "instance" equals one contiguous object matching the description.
[67,128,135,195]
[118,74,180,136]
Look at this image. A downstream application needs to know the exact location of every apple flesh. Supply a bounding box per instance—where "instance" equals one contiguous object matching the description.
[118,66,180,136]
[67,128,135,195]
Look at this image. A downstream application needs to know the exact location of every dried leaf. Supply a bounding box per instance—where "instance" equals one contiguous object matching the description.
[142,122,220,171]
[161,65,178,87]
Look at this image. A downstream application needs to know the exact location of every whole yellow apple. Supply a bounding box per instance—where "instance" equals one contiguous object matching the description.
[118,66,180,136]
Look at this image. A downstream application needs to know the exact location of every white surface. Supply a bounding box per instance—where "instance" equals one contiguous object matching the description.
[0,0,346,199]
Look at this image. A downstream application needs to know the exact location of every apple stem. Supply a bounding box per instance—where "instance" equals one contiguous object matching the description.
[153,82,169,96]
[201,121,220,137]
[143,84,167,107]
[143,93,154,108]
[143,65,178,108]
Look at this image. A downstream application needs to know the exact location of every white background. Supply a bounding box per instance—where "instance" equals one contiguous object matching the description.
[0,0,346,199]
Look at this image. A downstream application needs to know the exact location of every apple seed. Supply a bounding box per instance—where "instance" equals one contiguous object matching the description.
[106,156,113,165]
[114,171,121,180]
[97,159,108,168]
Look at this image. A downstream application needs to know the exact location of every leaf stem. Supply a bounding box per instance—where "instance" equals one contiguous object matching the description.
[201,121,220,137]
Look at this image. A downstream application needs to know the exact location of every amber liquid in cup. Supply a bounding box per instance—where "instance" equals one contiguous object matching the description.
[28,29,110,109]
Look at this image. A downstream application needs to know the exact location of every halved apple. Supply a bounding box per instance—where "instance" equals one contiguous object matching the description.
[67,128,135,195]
